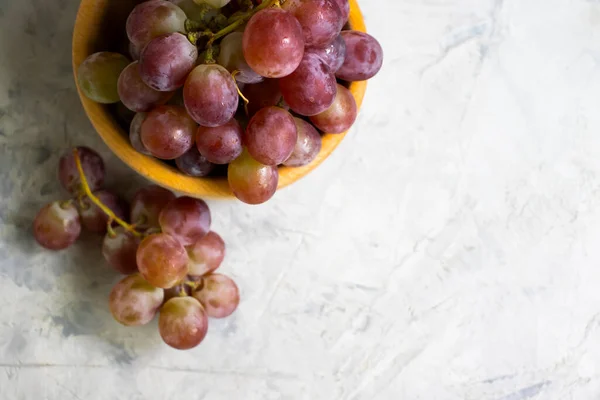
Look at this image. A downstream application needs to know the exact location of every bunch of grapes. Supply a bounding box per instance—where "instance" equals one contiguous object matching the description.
[77,0,383,205]
[33,146,239,350]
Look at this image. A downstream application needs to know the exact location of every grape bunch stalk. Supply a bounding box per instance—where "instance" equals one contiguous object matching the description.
[77,0,384,205]
[33,146,239,350]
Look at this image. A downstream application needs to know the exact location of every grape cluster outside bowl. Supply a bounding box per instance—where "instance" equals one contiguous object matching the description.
[72,0,368,199]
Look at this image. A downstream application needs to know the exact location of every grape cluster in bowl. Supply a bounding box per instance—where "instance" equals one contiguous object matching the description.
[76,0,383,204]
[33,146,238,350]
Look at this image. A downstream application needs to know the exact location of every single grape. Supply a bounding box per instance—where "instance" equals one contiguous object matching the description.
[196,119,243,164]
[187,231,225,276]
[130,113,151,155]
[78,190,129,234]
[33,201,81,250]
[283,118,322,167]
[126,0,187,49]
[102,226,140,275]
[192,274,239,318]
[170,0,214,20]
[159,197,211,246]
[332,0,349,24]
[137,233,189,289]
[309,83,357,133]
[336,31,384,82]
[218,32,263,84]
[283,0,343,47]
[118,62,174,112]
[58,146,105,195]
[139,33,198,92]
[77,52,130,104]
[140,105,196,160]
[193,0,230,7]
[228,149,279,204]
[183,64,239,127]
[242,79,284,117]
[176,147,216,177]
[109,273,164,326]
[130,185,177,229]
[243,8,304,78]
[159,297,209,350]
[306,34,346,73]
[244,107,297,165]
[279,52,336,116]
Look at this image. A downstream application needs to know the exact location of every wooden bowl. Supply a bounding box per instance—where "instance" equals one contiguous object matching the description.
[72,0,368,199]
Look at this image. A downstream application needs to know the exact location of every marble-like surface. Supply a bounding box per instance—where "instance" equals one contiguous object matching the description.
[2,0,600,398]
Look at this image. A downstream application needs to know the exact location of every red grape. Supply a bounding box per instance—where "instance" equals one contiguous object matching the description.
[283,0,343,47]
[242,79,284,117]
[78,190,129,234]
[309,83,356,133]
[279,52,336,116]
[336,31,384,82]
[196,119,243,164]
[77,52,130,104]
[140,105,196,160]
[176,147,216,177]
[283,118,322,167]
[126,0,187,49]
[118,62,174,112]
[159,196,211,246]
[192,273,239,319]
[139,32,198,92]
[130,113,152,155]
[33,201,81,250]
[244,106,297,165]
[159,297,208,350]
[183,64,239,127]
[58,146,105,195]
[242,8,305,78]
[109,273,164,326]
[218,32,263,84]
[332,0,349,24]
[187,231,225,276]
[306,34,346,73]
[130,185,176,229]
[137,233,189,289]
[102,226,140,275]
[228,149,279,205]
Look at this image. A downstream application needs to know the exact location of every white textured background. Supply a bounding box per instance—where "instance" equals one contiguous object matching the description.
[2,0,600,398]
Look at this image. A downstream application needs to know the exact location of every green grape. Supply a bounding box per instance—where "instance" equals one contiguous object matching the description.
[77,52,130,104]
[171,0,217,21]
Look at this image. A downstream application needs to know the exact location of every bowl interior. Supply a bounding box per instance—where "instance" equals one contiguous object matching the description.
[72,0,367,199]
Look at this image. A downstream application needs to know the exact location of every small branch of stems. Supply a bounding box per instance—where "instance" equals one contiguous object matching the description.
[190,0,280,50]
[72,149,142,238]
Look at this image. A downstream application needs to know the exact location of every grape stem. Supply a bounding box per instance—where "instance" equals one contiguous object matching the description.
[185,279,203,291]
[72,149,142,238]
[204,0,280,49]
[231,70,250,115]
